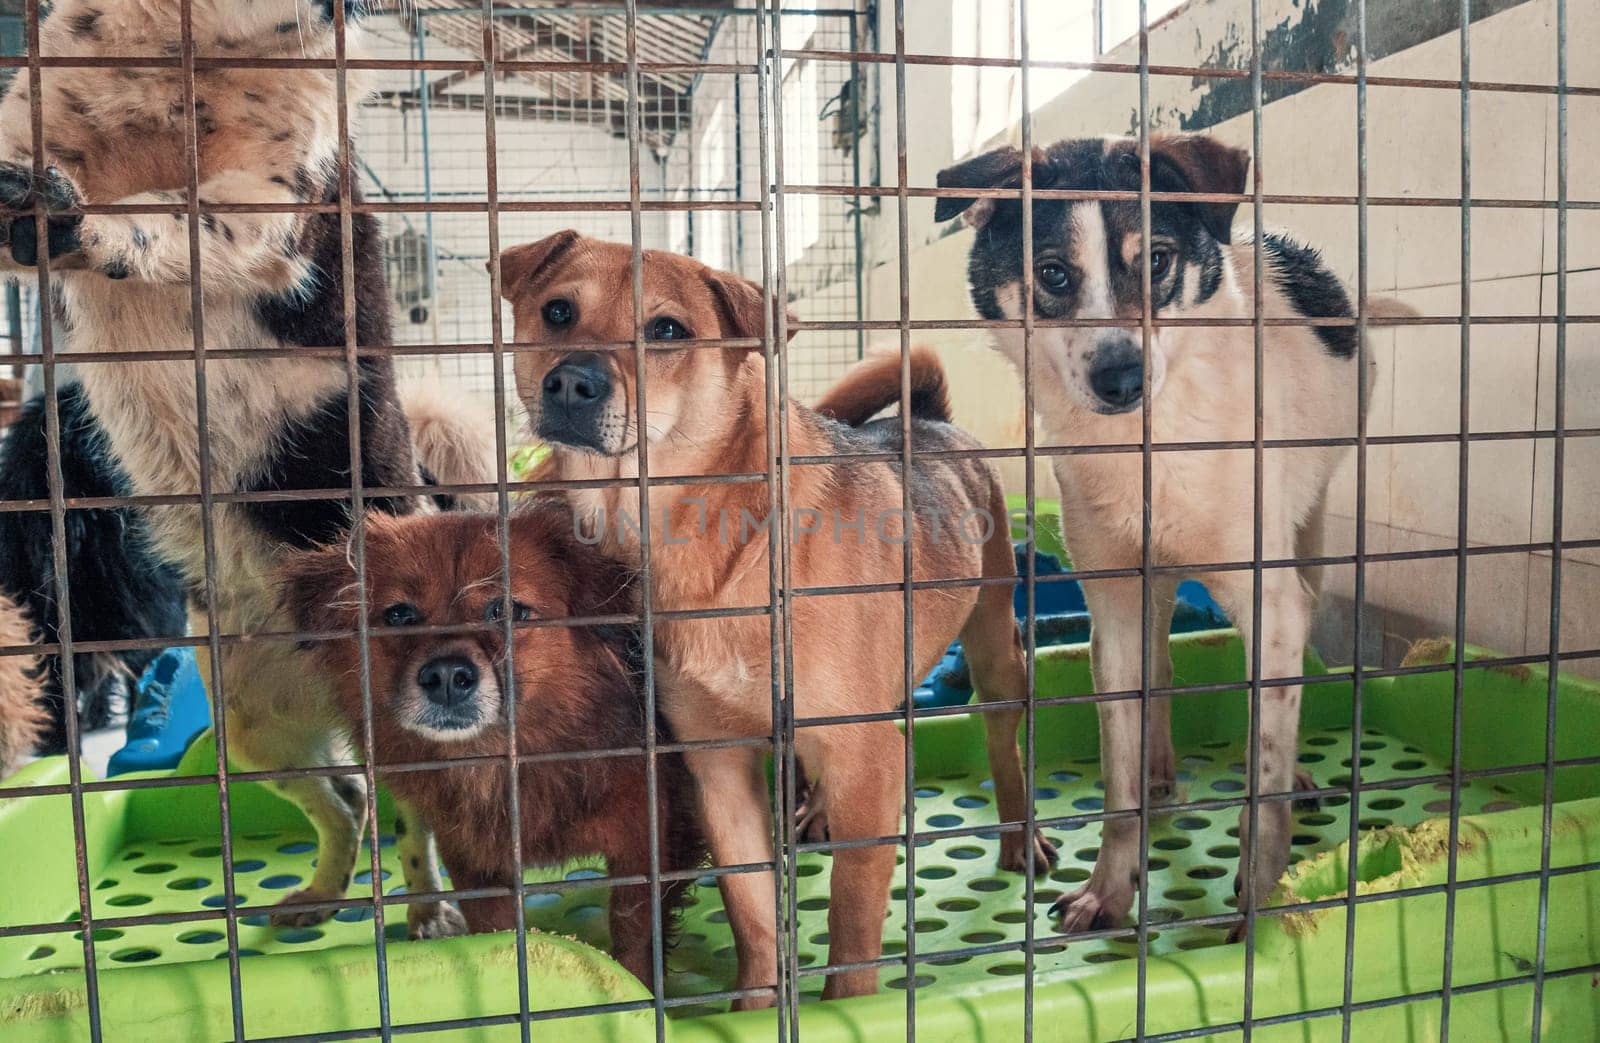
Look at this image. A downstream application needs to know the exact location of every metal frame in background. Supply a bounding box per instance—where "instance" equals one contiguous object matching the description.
[0,1,1591,1041]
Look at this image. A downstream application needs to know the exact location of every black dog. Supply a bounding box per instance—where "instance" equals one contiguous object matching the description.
[0,381,187,753]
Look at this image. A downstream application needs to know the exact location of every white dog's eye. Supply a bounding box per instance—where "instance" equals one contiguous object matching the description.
[1147,247,1173,280]
[1036,261,1071,292]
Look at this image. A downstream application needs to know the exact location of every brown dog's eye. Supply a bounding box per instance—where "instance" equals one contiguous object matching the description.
[382,603,421,627]
[485,600,534,624]
[542,298,575,327]
[1148,247,1173,280]
[646,317,689,341]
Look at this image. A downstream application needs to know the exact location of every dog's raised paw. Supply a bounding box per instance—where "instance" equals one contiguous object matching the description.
[407,901,468,940]
[270,887,338,928]
[1,164,83,266]
[0,165,30,212]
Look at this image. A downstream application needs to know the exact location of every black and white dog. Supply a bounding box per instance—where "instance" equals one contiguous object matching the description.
[0,0,493,935]
[0,381,188,753]
[938,133,1405,936]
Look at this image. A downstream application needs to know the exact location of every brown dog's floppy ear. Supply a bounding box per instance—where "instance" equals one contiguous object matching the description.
[278,542,357,639]
[706,269,800,343]
[1148,133,1250,244]
[934,145,1048,227]
[493,229,581,301]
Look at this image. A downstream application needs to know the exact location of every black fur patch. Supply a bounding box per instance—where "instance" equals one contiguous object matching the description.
[245,172,420,549]
[1261,233,1356,358]
[0,383,188,753]
[240,366,421,550]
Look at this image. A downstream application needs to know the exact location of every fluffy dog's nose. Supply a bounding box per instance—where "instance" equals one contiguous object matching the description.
[542,353,611,411]
[417,656,479,707]
[1088,339,1144,411]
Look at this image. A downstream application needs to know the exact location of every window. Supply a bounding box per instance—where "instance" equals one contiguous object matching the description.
[949,0,1188,157]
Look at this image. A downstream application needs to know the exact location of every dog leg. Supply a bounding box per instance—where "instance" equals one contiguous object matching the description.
[605,847,665,992]
[1145,582,1180,806]
[962,580,1058,874]
[1206,567,1311,939]
[684,744,778,1010]
[200,636,366,927]
[393,802,468,940]
[441,858,519,935]
[1051,576,1148,933]
[267,771,368,928]
[803,721,901,1001]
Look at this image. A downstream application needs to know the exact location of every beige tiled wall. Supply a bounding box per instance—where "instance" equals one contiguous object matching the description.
[863,0,1597,675]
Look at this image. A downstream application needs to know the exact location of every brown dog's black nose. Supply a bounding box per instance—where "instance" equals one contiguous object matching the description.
[417,656,479,707]
[542,352,611,411]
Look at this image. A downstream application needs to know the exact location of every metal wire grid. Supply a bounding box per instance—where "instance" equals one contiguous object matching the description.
[345,5,868,403]
[0,1,1593,1041]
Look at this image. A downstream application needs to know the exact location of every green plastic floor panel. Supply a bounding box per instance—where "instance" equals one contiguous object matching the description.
[3,632,1598,1041]
[2,726,1515,990]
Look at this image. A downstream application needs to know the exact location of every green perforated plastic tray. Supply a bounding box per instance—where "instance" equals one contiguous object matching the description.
[3,632,1599,1041]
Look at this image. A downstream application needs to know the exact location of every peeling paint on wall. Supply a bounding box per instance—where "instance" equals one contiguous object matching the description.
[1130,0,1534,134]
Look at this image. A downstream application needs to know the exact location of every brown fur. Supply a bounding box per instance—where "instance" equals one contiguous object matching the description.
[0,594,47,781]
[280,508,706,990]
[813,346,952,427]
[496,232,1056,1006]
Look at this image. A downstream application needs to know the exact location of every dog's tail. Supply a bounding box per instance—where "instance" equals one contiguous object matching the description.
[400,381,501,512]
[813,345,952,426]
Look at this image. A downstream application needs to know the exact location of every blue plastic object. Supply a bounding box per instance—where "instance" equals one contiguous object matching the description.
[914,545,1232,708]
[106,646,212,776]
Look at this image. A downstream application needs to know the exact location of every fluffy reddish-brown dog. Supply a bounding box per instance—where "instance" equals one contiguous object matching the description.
[0,592,47,780]
[496,232,1056,1005]
[279,507,705,989]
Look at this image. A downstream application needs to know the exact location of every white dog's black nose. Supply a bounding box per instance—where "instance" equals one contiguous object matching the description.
[417,656,479,707]
[1088,339,1144,411]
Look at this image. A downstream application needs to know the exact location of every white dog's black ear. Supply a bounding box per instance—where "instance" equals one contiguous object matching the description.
[934,146,1048,228]
[1148,134,1250,244]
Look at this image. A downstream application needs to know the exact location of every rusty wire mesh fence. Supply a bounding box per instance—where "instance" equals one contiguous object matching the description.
[0,0,1595,1040]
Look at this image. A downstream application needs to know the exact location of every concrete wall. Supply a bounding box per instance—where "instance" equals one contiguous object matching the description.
[859,0,1596,673]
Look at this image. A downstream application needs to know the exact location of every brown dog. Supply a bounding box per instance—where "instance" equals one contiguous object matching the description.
[0,593,47,780]
[279,508,705,989]
[496,231,1055,1005]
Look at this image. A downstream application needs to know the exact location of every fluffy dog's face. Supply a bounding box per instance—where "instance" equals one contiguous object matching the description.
[280,512,635,750]
[203,0,376,42]
[936,135,1249,415]
[496,232,793,459]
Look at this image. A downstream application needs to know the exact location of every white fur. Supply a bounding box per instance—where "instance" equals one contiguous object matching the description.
[990,236,1381,933]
